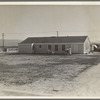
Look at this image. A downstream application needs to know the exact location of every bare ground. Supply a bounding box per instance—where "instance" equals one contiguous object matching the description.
[0,53,100,97]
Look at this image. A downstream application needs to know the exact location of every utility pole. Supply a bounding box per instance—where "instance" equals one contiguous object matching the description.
[2,33,4,51]
[57,31,58,37]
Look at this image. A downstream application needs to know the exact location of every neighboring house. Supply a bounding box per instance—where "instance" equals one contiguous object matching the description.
[0,46,18,53]
[90,44,98,52]
[6,46,18,53]
[18,36,91,54]
[92,43,100,52]
[7,48,18,53]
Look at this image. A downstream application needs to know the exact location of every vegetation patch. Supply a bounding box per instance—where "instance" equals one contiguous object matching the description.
[0,54,99,86]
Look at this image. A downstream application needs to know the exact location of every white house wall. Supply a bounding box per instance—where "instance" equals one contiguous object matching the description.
[34,44,48,54]
[71,43,84,54]
[34,43,84,54]
[84,37,91,54]
[18,43,86,54]
[34,43,68,54]
[18,43,33,53]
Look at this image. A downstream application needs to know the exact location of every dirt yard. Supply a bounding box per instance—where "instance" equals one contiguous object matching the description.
[0,53,100,97]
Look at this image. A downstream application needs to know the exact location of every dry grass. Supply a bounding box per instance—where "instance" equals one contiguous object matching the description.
[0,54,99,86]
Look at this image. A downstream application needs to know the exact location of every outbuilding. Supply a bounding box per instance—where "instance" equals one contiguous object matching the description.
[18,36,91,54]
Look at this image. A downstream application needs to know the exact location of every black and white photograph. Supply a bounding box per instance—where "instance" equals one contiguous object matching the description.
[0,2,100,97]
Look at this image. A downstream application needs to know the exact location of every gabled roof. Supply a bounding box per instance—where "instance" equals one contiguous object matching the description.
[20,36,88,44]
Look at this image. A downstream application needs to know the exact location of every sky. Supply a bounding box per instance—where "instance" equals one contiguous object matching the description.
[0,5,100,42]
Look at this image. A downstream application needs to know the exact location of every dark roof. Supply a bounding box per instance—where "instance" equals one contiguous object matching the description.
[20,36,88,44]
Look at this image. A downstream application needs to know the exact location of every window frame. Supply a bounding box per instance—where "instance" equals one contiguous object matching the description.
[55,45,58,51]
[39,45,41,48]
[48,45,51,50]
[62,45,65,51]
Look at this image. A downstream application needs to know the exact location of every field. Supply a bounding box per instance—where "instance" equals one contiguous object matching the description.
[0,53,100,96]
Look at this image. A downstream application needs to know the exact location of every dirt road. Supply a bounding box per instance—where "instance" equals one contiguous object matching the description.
[41,62,100,97]
[70,63,100,97]
[57,63,100,97]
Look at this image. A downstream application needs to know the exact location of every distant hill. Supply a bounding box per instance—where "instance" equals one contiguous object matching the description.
[0,39,22,47]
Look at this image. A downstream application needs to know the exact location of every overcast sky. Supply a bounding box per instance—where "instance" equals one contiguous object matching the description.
[0,5,100,42]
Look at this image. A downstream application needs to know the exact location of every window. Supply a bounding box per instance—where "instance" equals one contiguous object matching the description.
[48,45,51,50]
[62,45,65,51]
[55,45,58,51]
[39,45,41,48]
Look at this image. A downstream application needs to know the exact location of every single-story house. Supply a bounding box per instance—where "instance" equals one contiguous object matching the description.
[6,47,18,53]
[18,36,91,54]
[0,46,18,53]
